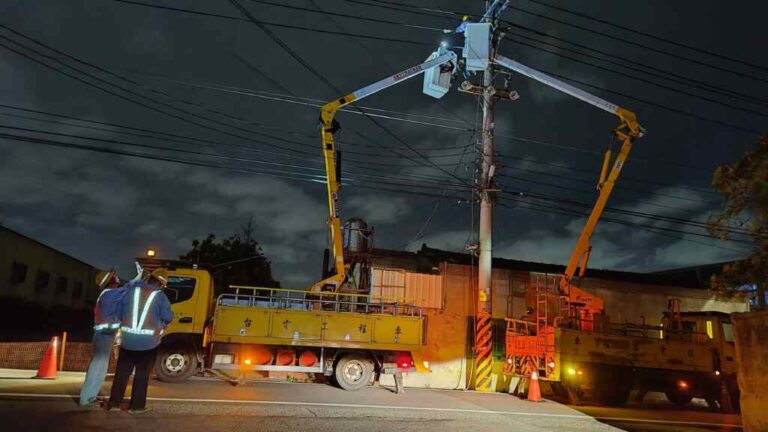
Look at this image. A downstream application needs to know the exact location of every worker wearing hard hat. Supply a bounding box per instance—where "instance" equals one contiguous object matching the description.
[79,268,126,407]
[454,15,472,34]
[107,269,173,413]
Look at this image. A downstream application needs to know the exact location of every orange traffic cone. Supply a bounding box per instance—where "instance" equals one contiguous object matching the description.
[719,381,734,413]
[527,371,543,402]
[34,337,58,379]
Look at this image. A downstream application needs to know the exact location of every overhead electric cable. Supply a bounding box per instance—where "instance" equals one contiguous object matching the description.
[506,36,768,119]
[335,0,768,107]
[109,0,428,46]
[497,202,749,254]
[509,58,762,135]
[0,132,473,201]
[245,0,444,32]
[524,0,768,74]
[503,28,768,108]
[506,3,768,86]
[226,0,472,186]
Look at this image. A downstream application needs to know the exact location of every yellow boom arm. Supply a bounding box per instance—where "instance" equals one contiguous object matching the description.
[310,51,456,292]
[494,55,644,311]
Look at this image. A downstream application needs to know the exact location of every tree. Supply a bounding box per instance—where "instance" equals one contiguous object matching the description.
[710,135,768,308]
[180,219,279,297]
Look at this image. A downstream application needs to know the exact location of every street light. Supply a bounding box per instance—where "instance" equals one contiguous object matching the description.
[146,248,157,257]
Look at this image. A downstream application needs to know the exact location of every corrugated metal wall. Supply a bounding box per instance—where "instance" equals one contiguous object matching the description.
[371,267,443,309]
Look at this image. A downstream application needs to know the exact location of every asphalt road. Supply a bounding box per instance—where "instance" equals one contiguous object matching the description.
[0,369,743,432]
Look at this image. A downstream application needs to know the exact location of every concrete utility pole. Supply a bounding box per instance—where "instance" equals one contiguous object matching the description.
[473,0,502,392]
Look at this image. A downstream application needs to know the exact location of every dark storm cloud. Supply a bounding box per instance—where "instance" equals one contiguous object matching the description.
[0,0,762,285]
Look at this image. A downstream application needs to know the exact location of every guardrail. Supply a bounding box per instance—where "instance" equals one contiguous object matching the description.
[219,285,422,317]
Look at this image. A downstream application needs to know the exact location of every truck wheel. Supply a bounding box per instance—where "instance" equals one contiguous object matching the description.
[334,354,373,391]
[665,390,693,407]
[155,344,198,382]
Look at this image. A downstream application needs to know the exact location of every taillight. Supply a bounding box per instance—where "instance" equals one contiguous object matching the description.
[394,352,414,369]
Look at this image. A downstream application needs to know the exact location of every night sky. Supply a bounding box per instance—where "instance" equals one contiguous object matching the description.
[1,0,765,286]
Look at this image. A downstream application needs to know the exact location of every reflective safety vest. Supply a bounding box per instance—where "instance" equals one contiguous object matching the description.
[93,288,124,332]
[121,288,162,336]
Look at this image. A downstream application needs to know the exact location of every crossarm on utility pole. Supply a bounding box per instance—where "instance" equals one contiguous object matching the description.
[493,54,644,311]
[310,52,456,292]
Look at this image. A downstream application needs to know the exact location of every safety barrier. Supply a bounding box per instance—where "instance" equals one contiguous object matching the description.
[0,341,117,372]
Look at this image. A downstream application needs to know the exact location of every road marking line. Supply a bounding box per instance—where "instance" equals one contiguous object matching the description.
[0,393,742,429]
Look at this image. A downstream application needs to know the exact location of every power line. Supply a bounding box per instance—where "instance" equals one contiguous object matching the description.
[499,196,752,244]
[506,3,768,86]
[506,35,768,119]
[110,0,478,179]
[0,126,472,195]
[109,0,429,46]
[336,0,464,20]
[109,1,764,149]
[0,25,474,179]
[496,152,720,196]
[245,0,444,32]
[508,56,762,135]
[503,27,768,109]
[304,0,475,129]
[499,189,756,240]
[498,168,717,214]
[226,0,472,187]
[232,53,295,96]
[523,0,768,74]
[499,175,718,221]
[497,201,748,254]
[0,30,322,156]
[0,108,474,185]
[131,69,735,178]
[148,77,472,131]
[335,0,768,108]
[0,131,471,201]
[3,7,748,201]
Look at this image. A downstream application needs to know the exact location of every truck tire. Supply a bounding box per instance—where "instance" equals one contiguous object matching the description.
[665,390,693,407]
[155,344,198,383]
[334,354,373,391]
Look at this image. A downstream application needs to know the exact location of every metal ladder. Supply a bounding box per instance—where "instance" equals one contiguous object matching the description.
[535,274,548,335]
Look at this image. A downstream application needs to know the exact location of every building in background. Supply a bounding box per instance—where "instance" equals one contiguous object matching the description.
[0,225,100,310]
[369,245,749,391]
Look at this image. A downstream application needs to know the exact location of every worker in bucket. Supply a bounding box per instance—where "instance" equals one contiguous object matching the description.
[79,268,125,407]
[107,269,173,414]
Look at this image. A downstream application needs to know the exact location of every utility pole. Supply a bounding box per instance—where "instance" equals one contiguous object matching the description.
[473,0,503,392]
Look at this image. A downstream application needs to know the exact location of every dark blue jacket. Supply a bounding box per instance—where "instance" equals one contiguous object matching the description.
[93,286,127,334]
[118,282,173,351]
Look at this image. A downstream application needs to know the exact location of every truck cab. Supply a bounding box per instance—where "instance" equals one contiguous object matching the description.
[143,262,214,382]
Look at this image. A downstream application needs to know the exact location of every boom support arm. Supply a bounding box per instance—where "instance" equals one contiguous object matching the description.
[311,51,456,292]
[494,55,645,311]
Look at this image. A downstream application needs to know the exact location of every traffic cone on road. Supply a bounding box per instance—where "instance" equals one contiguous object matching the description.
[527,371,543,402]
[34,337,58,379]
[719,381,734,413]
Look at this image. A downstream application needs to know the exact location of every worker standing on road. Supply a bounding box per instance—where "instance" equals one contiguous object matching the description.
[107,269,173,414]
[79,269,125,407]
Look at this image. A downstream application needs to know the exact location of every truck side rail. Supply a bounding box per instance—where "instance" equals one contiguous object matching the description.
[507,317,711,344]
[219,285,423,317]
